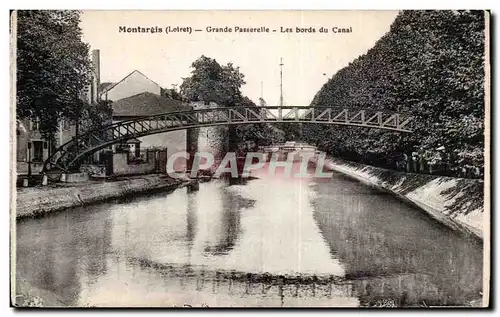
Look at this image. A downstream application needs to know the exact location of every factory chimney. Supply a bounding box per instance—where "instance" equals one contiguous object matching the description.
[91,49,100,103]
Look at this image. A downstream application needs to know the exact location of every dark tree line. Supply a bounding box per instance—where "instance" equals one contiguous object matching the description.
[303,10,485,178]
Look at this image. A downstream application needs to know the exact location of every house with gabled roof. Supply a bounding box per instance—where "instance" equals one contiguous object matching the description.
[99,69,191,174]
[111,91,187,119]
[100,70,164,102]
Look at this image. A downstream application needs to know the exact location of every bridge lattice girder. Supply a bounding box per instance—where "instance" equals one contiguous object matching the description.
[42,106,414,173]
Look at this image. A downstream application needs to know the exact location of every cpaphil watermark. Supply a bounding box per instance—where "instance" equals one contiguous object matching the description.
[166,151,333,179]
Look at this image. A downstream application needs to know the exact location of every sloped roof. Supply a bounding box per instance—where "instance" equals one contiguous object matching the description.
[100,70,159,96]
[99,82,115,94]
[112,92,191,117]
[126,138,142,144]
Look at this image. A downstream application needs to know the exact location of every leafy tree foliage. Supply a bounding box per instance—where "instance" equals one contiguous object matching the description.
[180,56,284,150]
[303,10,485,178]
[162,87,183,101]
[79,99,113,132]
[16,10,92,138]
[233,96,285,147]
[180,55,245,106]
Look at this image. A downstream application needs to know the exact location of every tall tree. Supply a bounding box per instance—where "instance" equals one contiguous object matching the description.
[16,10,92,138]
[180,56,286,151]
[303,10,485,177]
[180,55,245,106]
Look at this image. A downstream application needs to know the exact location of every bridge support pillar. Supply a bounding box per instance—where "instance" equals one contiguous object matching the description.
[60,173,67,183]
[186,128,198,175]
[187,181,200,193]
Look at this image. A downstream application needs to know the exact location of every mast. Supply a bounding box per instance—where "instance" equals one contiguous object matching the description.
[279,57,284,107]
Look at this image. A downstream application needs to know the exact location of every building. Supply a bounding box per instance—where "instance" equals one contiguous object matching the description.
[17,49,190,177]
[100,70,163,102]
[99,68,191,175]
[110,90,190,158]
[16,50,101,176]
[16,118,76,175]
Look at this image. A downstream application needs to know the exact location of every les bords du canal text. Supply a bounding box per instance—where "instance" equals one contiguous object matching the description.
[118,25,353,34]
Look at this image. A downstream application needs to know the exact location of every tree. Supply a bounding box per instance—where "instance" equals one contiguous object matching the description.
[162,87,182,101]
[16,10,92,139]
[79,99,113,132]
[180,55,245,106]
[303,10,485,177]
[233,96,285,147]
[180,56,287,151]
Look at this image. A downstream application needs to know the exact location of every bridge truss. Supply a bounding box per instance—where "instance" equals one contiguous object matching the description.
[42,106,414,173]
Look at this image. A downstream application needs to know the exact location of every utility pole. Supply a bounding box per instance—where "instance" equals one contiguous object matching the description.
[279,57,284,107]
[260,81,263,100]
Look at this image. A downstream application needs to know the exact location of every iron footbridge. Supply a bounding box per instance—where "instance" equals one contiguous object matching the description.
[42,106,414,173]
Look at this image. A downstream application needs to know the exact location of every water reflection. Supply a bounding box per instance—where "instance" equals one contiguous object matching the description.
[16,164,482,307]
[310,172,483,306]
[16,210,113,306]
[220,176,346,276]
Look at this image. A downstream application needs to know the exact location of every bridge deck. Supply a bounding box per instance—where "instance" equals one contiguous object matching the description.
[42,106,414,173]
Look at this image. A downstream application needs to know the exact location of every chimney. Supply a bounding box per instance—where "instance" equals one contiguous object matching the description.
[91,49,100,103]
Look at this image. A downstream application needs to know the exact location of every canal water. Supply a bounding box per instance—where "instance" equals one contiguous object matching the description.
[16,163,483,307]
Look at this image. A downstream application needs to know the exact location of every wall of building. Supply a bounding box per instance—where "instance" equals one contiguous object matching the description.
[80,49,100,105]
[112,152,156,176]
[16,119,47,163]
[140,131,187,157]
[111,120,187,164]
[102,71,161,101]
[58,120,76,147]
[16,119,31,163]
[16,118,76,175]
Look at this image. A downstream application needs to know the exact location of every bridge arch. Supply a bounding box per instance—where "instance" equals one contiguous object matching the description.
[42,106,414,173]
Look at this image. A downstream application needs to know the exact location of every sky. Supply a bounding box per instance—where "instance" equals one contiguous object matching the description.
[79,10,398,107]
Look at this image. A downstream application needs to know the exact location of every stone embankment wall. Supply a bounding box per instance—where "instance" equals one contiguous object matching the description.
[315,156,485,239]
[16,175,191,218]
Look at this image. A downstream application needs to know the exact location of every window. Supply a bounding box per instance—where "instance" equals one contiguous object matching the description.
[115,143,130,153]
[127,150,148,165]
[30,117,40,131]
[61,119,70,130]
[32,141,44,162]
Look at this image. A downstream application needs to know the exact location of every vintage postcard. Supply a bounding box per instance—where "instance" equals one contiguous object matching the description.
[10,10,490,308]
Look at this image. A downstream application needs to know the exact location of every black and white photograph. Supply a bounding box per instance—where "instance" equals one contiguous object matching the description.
[10,9,490,308]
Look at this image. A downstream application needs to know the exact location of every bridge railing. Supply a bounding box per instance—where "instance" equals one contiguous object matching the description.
[42,106,414,173]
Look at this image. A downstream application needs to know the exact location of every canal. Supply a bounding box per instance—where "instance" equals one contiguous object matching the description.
[16,163,483,307]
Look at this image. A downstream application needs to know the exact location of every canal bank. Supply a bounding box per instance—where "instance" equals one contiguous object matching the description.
[15,174,194,219]
[15,167,484,307]
[313,156,484,240]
